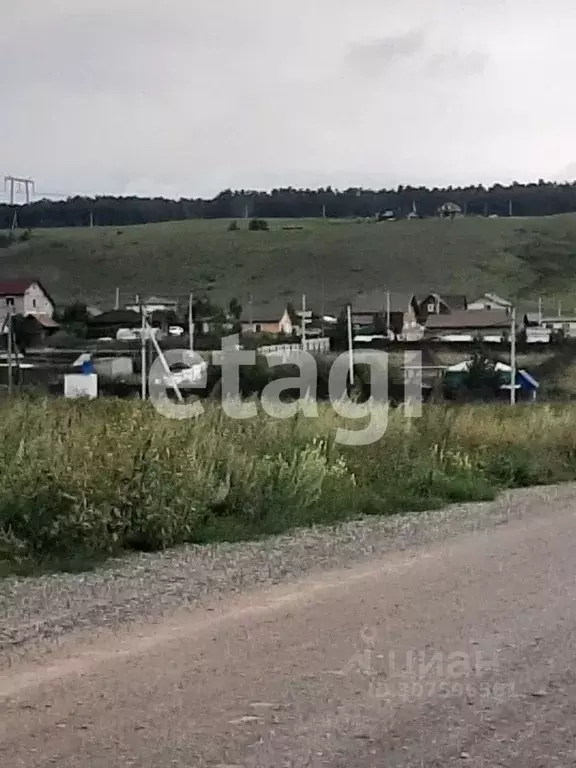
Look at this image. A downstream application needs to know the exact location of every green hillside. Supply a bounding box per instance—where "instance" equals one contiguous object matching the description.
[3,215,576,312]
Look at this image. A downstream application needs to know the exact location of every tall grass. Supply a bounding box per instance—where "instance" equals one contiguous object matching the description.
[1,397,576,572]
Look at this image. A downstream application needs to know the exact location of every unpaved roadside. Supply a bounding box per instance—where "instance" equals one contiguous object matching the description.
[1,484,576,766]
[1,484,564,662]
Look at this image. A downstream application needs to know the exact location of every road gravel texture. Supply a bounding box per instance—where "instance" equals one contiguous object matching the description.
[1,484,576,766]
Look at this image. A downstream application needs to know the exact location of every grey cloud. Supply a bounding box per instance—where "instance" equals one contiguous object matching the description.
[1,3,281,96]
[344,30,488,82]
[345,30,426,76]
[1,0,575,198]
[427,50,489,78]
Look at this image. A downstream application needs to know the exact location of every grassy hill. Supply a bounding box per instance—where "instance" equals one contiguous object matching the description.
[3,215,576,312]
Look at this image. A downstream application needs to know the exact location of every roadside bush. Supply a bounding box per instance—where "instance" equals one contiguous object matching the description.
[2,399,576,572]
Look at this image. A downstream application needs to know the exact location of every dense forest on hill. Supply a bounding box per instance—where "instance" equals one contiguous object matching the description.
[3,180,576,229]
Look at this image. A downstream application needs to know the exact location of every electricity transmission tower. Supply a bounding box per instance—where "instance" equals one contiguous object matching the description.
[4,175,35,205]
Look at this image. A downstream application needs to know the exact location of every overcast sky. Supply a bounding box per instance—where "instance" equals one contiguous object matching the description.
[1,0,575,200]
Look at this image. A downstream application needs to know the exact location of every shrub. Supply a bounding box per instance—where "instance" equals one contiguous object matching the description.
[444,353,504,401]
[59,302,90,325]
[248,218,269,232]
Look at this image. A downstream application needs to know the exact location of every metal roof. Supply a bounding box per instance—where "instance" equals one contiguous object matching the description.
[418,293,468,310]
[526,313,576,324]
[425,309,510,330]
[469,293,513,308]
[0,278,54,305]
[353,291,415,313]
[29,314,60,329]
[240,300,292,323]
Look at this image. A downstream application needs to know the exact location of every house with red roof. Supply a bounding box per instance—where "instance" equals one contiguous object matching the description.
[0,279,55,331]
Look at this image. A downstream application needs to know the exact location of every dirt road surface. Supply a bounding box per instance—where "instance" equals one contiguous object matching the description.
[2,490,576,766]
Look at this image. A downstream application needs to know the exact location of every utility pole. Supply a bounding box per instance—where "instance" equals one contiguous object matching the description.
[510,306,517,406]
[558,300,563,318]
[346,304,355,386]
[248,294,253,325]
[386,290,391,334]
[7,311,13,395]
[4,175,35,205]
[10,211,18,232]
[301,293,307,349]
[115,287,120,310]
[140,303,147,401]
[146,317,184,404]
[188,292,194,352]
[538,296,543,325]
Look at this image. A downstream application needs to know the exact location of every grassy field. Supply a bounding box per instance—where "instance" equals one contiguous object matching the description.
[4,215,576,311]
[2,396,576,575]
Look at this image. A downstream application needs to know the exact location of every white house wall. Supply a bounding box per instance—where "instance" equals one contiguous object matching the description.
[24,283,54,317]
[279,311,293,335]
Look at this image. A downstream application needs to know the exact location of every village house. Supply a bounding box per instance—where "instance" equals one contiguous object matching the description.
[18,314,60,345]
[467,293,513,313]
[425,309,511,341]
[0,278,55,331]
[524,312,576,339]
[417,293,468,318]
[438,202,463,219]
[87,309,142,339]
[351,291,420,337]
[240,302,295,335]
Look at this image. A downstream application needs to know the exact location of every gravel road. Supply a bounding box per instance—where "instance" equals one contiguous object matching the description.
[1,484,576,766]
[1,484,552,660]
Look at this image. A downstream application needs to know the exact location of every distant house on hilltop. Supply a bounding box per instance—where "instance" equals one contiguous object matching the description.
[0,278,55,332]
[438,202,463,219]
